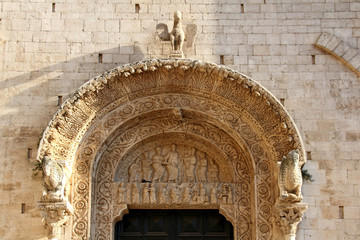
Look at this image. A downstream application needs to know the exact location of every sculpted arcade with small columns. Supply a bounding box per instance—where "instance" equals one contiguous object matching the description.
[36,58,307,240]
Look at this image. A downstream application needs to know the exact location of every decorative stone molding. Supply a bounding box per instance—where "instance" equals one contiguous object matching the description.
[37,58,307,240]
[37,201,73,240]
[274,201,308,240]
[315,32,360,77]
[37,58,305,166]
[112,204,129,223]
[219,205,236,225]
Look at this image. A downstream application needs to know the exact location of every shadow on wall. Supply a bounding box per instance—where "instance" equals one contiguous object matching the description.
[0,45,145,128]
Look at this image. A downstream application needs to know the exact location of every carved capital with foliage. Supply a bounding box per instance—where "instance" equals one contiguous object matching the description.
[274,201,308,237]
[37,201,73,240]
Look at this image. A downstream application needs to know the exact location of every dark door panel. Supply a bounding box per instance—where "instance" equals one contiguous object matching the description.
[115,210,233,240]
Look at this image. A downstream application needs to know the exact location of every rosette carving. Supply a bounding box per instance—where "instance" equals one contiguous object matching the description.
[36,59,306,240]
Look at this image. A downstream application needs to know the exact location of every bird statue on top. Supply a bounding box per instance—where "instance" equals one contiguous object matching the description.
[41,156,66,202]
[170,11,185,57]
[155,11,197,58]
[278,149,303,202]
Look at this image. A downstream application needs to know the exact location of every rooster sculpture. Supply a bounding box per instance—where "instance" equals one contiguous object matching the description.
[156,11,197,57]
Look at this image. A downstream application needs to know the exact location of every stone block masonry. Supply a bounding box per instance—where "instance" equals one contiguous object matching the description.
[0,0,360,239]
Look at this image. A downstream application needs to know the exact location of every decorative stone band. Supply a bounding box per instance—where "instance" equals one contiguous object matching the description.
[37,201,74,240]
[36,58,307,239]
[274,201,308,240]
[37,58,306,167]
[315,32,360,77]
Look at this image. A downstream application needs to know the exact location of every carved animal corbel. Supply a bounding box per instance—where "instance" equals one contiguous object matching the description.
[41,156,66,202]
[278,149,303,202]
[156,11,198,58]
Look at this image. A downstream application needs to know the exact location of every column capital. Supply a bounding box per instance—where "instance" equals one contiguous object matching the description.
[274,201,308,237]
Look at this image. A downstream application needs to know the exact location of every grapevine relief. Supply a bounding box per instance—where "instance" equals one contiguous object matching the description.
[36,59,307,240]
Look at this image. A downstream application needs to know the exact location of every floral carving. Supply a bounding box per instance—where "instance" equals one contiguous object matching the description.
[36,59,306,240]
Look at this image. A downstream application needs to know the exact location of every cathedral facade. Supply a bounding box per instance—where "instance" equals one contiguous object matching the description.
[0,1,359,239]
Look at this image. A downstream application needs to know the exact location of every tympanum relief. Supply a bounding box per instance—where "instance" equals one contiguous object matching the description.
[121,144,222,184]
[37,58,308,240]
[113,144,233,207]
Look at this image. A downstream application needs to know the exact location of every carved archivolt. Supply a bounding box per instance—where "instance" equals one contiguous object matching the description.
[37,58,306,240]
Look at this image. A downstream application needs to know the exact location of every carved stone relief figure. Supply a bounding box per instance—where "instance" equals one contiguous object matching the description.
[183,148,197,182]
[126,184,132,203]
[142,183,150,204]
[129,160,141,182]
[170,185,181,204]
[125,146,224,185]
[182,185,191,204]
[210,186,218,204]
[142,183,156,204]
[116,183,126,204]
[151,147,165,182]
[163,144,179,182]
[132,183,140,204]
[208,159,219,182]
[190,184,199,204]
[196,151,208,182]
[149,184,156,204]
[220,184,233,204]
[141,152,152,182]
[198,184,208,204]
[158,184,168,204]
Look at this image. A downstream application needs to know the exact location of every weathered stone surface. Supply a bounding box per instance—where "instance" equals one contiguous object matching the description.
[0,1,359,240]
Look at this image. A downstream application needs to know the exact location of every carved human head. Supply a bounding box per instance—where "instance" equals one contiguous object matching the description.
[287,149,300,163]
[174,11,182,21]
[42,156,53,174]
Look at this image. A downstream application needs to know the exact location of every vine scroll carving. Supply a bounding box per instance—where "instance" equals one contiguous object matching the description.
[37,58,307,240]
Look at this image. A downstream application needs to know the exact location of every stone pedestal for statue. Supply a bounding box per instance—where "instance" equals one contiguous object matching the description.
[169,50,183,58]
[37,201,73,240]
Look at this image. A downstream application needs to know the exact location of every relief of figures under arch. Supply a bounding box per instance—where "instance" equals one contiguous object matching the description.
[122,144,222,184]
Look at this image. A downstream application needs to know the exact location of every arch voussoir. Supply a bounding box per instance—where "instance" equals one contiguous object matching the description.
[37,58,306,240]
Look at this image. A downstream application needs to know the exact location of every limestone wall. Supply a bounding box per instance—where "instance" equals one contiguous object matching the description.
[0,0,359,239]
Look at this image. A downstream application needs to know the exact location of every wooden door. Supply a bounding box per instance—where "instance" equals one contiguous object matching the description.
[115,210,233,240]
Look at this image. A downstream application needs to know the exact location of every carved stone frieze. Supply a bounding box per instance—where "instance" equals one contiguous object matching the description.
[120,144,223,184]
[36,59,307,240]
[38,59,304,166]
[112,182,234,207]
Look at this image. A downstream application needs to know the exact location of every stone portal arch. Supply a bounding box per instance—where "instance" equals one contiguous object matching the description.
[37,58,306,240]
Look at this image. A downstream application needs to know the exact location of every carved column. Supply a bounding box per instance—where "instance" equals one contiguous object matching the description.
[37,201,74,240]
[274,201,308,240]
